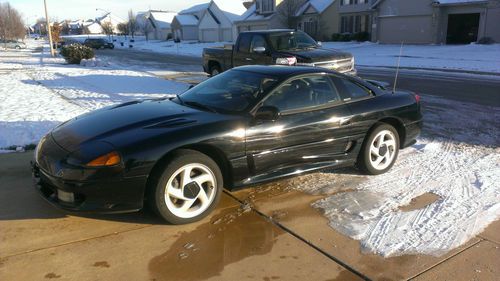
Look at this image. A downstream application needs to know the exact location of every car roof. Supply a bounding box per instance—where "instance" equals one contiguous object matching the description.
[233,65,342,78]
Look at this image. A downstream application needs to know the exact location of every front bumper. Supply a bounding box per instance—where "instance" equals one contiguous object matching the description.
[32,161,147,214]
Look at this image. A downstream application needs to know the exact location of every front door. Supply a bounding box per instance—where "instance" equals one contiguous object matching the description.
[245,74,353,177]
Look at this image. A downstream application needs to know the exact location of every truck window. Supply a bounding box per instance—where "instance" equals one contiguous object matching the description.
[250,35,268,52]
[237,34,252,53]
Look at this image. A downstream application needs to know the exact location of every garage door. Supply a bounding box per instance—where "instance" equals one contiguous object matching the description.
[221,28,232,42]
[250,25,268,31]
[378,16,433,44]
[201,29,218,42]
[446,13,480,44]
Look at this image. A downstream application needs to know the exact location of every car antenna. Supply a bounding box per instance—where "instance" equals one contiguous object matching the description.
[393,41,404,94]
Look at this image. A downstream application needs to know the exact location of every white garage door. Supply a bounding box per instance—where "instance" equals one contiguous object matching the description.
[221,28,232,42]
[378,16,433,44]
[201,29,218,42]
[250,25,268,31]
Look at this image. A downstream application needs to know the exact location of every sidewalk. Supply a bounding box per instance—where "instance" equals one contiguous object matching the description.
[0,152,498,280]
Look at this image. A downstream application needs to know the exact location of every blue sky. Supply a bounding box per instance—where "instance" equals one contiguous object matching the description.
[8,0,209,23]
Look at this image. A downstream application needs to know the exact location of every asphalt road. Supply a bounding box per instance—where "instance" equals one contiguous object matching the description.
[97,48,500,107]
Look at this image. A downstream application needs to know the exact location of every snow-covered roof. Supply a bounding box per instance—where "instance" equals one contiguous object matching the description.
[236,3,274,22]
[212,0,247,22]
[296,0,335,16]
[96,13,126,25]
[149,11,177,29]
[175,14,199,25]
[434,0,487,5]
[179,3,210,14]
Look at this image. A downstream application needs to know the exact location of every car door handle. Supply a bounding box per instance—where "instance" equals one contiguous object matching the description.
[340,117,352,126]
[245,58,253,61]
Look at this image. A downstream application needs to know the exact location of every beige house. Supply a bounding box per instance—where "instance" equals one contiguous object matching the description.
[295,0,337,41]
[372,0,500,44]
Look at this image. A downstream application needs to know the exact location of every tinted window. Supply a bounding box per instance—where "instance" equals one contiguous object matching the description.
[334,77,372,101]
[237,34,252,53]
[250,35,267,52]
[179,70,278,113]
[264,75,341,112]
[269,31,318,51]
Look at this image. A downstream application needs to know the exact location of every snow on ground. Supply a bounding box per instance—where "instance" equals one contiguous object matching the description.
[294,95,500,257]
[62,35,500,74]
[323,41,500,74]
[0,40,188,149]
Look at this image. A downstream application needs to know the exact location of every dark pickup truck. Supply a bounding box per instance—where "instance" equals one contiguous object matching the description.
[203,29,356,76]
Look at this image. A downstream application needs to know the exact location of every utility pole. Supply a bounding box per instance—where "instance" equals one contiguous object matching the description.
[44,0,55,57]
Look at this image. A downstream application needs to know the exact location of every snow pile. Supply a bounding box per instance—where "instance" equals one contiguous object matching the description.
[0,41,189,149]
[80,58,110,67]
[308,96,500,257]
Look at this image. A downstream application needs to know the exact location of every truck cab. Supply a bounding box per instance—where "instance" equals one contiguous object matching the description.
[203,29,356,76]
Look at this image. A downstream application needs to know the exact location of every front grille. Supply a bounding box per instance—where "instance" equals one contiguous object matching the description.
[315,58,353,73]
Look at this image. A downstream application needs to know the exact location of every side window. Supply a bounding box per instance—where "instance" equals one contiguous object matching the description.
[333,77,372,101]
[250,35,268,53]
[237,34,251,53]
[263,75,341,112]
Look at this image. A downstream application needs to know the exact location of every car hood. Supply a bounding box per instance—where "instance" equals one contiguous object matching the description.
[51,98,213,152]
[278,48,352,63]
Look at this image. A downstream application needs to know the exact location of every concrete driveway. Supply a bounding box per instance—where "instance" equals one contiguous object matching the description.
[0,151,498,281]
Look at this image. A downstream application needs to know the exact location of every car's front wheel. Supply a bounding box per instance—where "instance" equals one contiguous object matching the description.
[209,64,221,76]
[358,123,400,175]
[149,149,223,224]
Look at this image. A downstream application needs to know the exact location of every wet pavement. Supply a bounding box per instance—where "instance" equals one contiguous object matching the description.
[0,152,498,280]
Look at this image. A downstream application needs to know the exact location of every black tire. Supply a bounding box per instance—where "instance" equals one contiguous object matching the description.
[148,149,223,224]
[209,63,221,77]
[358,123,400,175]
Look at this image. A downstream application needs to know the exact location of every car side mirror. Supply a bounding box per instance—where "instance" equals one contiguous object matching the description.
[255,106,279,121]
[252,46,266,54]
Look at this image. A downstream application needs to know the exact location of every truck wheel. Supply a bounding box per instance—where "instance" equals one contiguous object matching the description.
[210,64,221,76]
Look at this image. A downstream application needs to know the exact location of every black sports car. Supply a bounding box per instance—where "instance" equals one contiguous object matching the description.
[32,66,422,224]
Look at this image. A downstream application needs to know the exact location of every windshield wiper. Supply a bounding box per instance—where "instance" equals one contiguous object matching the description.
[183,101,218,113]
[176,94,184,104]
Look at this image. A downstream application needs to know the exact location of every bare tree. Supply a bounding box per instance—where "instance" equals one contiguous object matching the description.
[0,2,26,45]
[101,21,114,40]
[139,19,153,41]
[117,23,129,36]
[50,22,62,43]
[277,0,305,29]
[128,10,138,39]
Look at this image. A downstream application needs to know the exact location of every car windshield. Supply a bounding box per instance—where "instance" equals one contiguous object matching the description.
[177,70,279,113]
[269,31,318,51]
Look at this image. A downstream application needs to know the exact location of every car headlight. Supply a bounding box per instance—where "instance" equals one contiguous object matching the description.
[86,151,121,167]
[275,57,297,66]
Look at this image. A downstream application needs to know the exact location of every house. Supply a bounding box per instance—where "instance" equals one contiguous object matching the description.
[235,0,288,32]
[337,0,376,40]
[82,21,103,34]
[172,3,209,40]
[295,0,337,40]
[95,12,126,33]
[145,11,177,40]
[372,0,500,44]
[197,0,247,42]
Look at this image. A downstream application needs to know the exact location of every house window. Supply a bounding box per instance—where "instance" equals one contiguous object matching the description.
[341,15,370,33]
[261,0,274,13]
[303,19,318,37]
[341,0,367,5]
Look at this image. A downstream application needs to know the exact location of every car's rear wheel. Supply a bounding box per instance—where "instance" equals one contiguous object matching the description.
[210,64,221,76]
[15,45,20,49]
[358,123,399,175]
[149,149,223,224]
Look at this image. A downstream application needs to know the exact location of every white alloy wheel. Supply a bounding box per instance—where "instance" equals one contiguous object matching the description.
[369,129,397,171]
[211,68,220,76]
[164,163,217,219]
